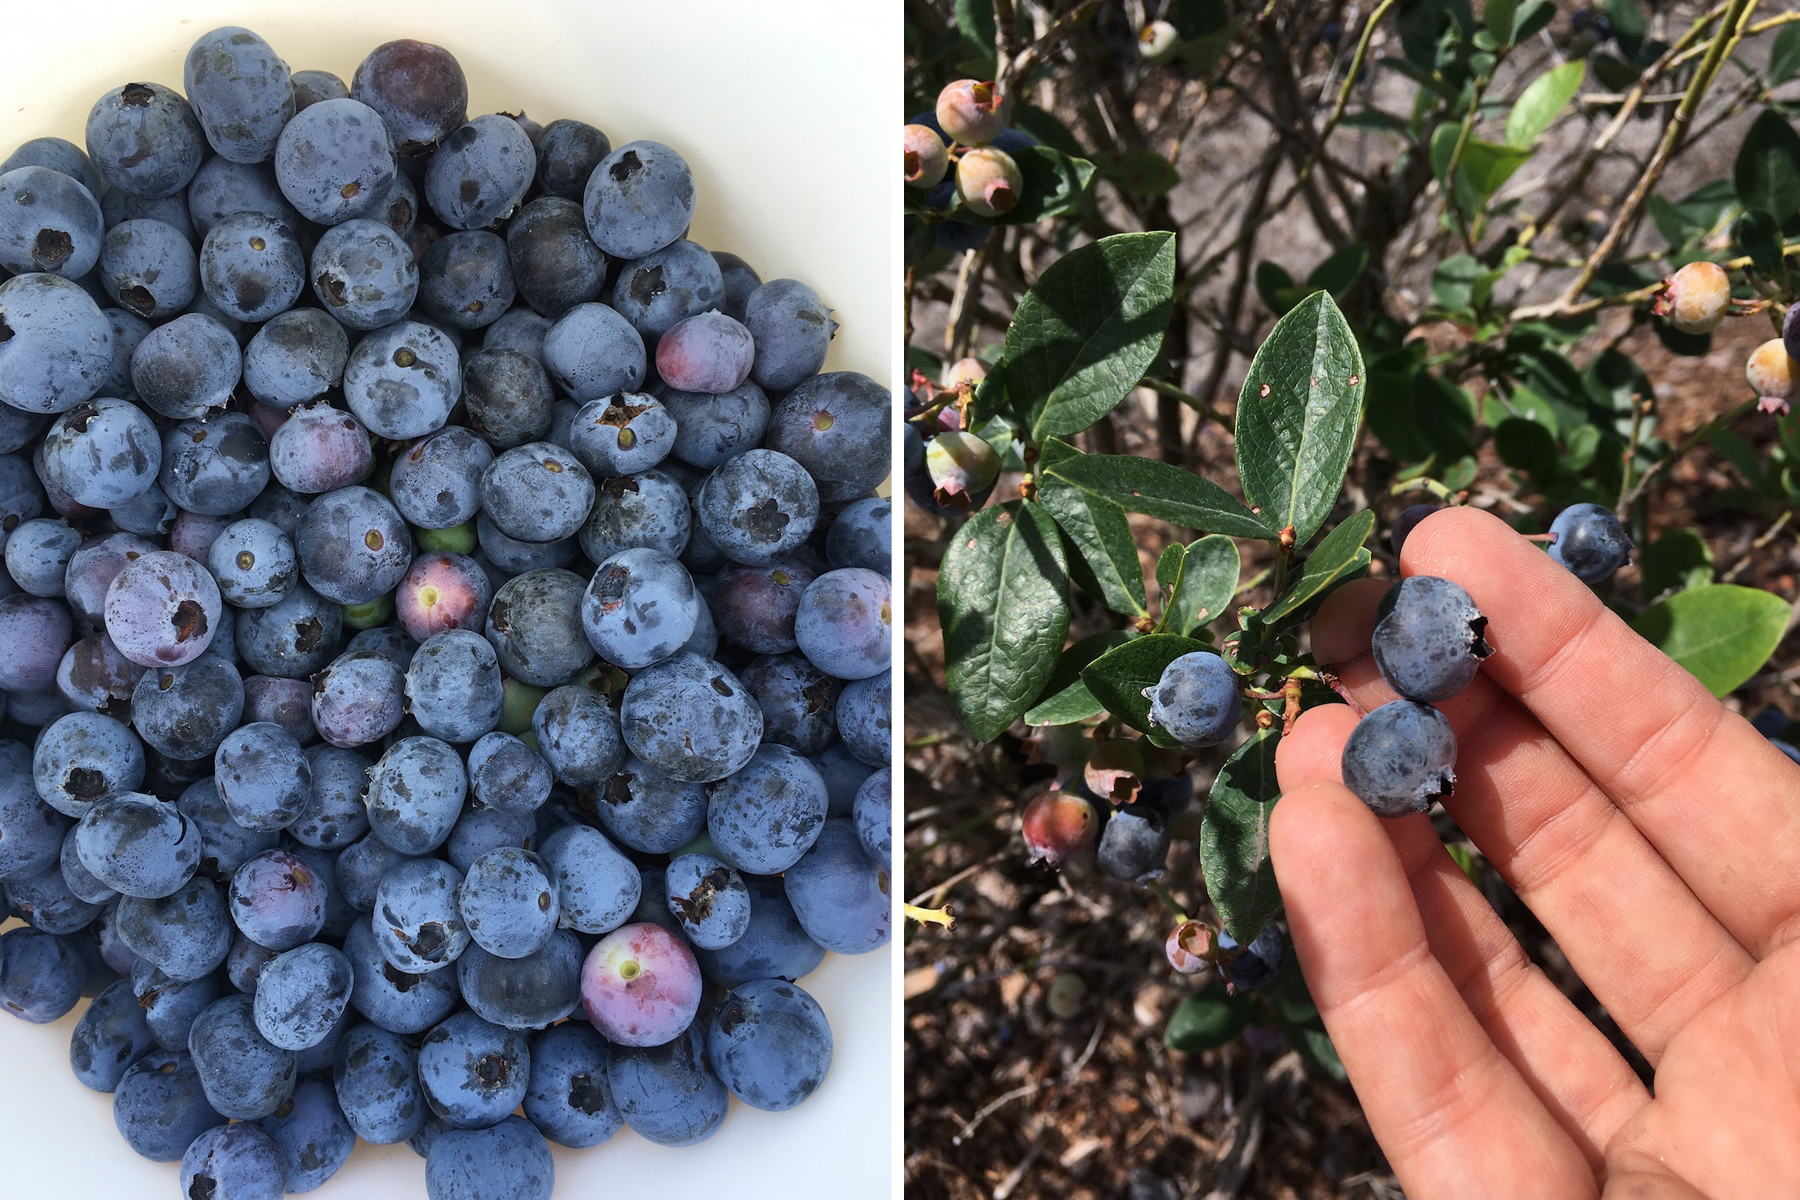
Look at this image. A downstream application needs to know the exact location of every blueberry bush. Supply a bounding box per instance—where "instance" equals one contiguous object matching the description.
[904,0,1800,1192]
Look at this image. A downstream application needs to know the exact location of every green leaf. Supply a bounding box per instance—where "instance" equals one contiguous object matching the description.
[1773,24,1800,86]
[1008,232,1177,442]
[1284,1022,1349,1081]
[1255,260,1300,316]
[1233,292,1367,547]
[1494,416,1560,478]
[938,502,1071,741]
[1510,0,1556,43]
[1092,150,1180,196]
[1156,535,1241,635]
[954,147,1096,225]
[1431,253,1486,312]
[1200,729,1283,943]
[1590,52,1641,92]
[1735,109,1800,221]
[1483,0,1517,42]
[1039,453,1277,539]
[1164,982,1255,1052]
[1036,439,1148,618]
[1013,105,1085,157]
[1639,528,1715,601]
[1079,634,1211,739]
[1023,630,1133,725]
[953,0,997,58]
[1341,109,1414,135]
[1506,60,1585,148]
[1306,243,1370,297]
[1734,208,1789,287]
[1429,121,1460,186]
[1630,584,1792,698]
[1606,0,1646,59]
[1261,510,1376,626]
[1458,139,1534,199]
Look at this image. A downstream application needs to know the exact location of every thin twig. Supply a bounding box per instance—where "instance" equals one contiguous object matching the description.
[1623,398,1757,510]
[998,0,1102,99]
[944,241,992,360]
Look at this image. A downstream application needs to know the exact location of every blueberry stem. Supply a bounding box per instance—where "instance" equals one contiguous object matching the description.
[1144,879,1185,922]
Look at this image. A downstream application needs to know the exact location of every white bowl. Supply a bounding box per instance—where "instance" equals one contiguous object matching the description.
[0,1,896,1197]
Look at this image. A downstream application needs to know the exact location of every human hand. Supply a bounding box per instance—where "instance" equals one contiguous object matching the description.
[1270,505,1800,1199]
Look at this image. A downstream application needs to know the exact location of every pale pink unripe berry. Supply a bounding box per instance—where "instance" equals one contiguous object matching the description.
[955,148,1022,218]
[921,430,1000,511]
[1020,790,1098,867]
[1139,20,1180,62]
[940,357,987,389]
[936,79,1006,146]
[579,922,702,1048]
[1083,738,1144,806]
[1652,260,1730,335]
[1747,338,1800,416]
[904,124,948,188]
[1165,920,1213,975]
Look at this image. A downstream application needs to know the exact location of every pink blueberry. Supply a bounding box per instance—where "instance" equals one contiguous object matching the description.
[579,921,701,1047]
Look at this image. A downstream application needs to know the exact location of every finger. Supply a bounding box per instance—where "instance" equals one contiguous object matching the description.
[1270,778,1597,1197]
[1403,505,1800,956]
[1278,704,1650,1168]
[1311,544,1755,1063]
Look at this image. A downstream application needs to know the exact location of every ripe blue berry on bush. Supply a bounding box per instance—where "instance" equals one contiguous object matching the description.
[0,23,892,1199]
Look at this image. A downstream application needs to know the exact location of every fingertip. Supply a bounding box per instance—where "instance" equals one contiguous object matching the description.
[1311,577,1389,664]
[1269,777,1366,867]
[1398,504,1516,577]
[1274,703,1358,790]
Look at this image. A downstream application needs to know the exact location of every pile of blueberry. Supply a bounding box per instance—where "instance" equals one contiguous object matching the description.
[0,26,893,1200]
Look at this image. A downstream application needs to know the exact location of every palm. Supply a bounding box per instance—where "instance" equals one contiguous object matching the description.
[1270,507,1800,1199]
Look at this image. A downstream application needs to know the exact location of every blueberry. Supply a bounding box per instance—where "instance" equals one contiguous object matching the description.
[505,197,607,317]
[226,933,278,993]
[540,302,647,402]
[0,272,114,414]
[3,518,78,596]
[581,547,699,669]
[42,399,162,510]
[1389,502,1440,556]
[2,137,105,199]
[477,512,578,574]
[567,392,674,476]
[424,114,536,231]
[1371,575,1493,703]
[533,119,610,201]
[483,307,553,364]
[160,411,272,516]
[691,873,825,988]
[664,853,750,949]
[445,804,534,874]
[521,1022,619,1148]
[466,732,553,815]
[234,582,342,678]
[426,1115,555,1200]
[1095,802,1171,883]
[186,157,299,238]
[853,766,892,866]
[1145,651,1241,747]
[72,792,200,898]
[794,566,890,680]
[272,97,398,225]
[484,567,593,687]
[341,915,460,1036]
[250,941,352,1051]
[132,656,245,759]
[619,651,763,782]
[206,519,298,610]
[579,469,693,563]
[267,401,372,497]
[131,960,224,1051]
[391,426,494,529]
[350,40,467,158]
[459,348,554,451]
[198,211,306,322]
[696,448,820,565]
[86,81,207,198]
[827,496,892,576]
[113,1047,226,1160]
[711,559,815,653]
[58,825,121,904]
[367,736,467,854]
[455,928,584,1030]
[592,754,708,853]
[605,1023,727,1147]
[706,744,829,875]
[712,251,762,323]
[70,975,156,1091]
[528,683,625,787]
[612,238,723,342]
[229,848,326,950]
[765,371,891,503]
[310,218,419,330]
[1653,259,1731,335]
[744,278,836,392]
[0,167,103,281]
[187,992,297,1119]
[116,875,232,980]
[741,652,842,754]
[243,309,350,409]
[784,817,891,954]
[256,1076,354,1193]
[1341,699,1458,818]
[130,311,241,419]
[174,776,279,878]
[1548,502,1632,583]
[708,978,832,1111]
[1219,924,1283,990]
[111,484,180,538]
[333,1020,429,1143]
[415,1008,533,1130]
[214,722,311,832]
[661,378,770,469]
[583,141,696,260]
[837,671,891,767]
[55,632,143,716]
[183,26,295,164]
[580,921,701,1047]
[403,628,504,743]
[480,440,594,542]
[538,823,640,934]
[419,228,516,329]
[811,740,876,818]
[295,485,412,604]
[656,311,755,395]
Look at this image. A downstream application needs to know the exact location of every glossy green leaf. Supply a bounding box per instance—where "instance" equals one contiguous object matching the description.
[1037,439,1148,618]
[1511,0,1557,43]
[938,501,1071,742]
[1630,584,1791,698]
[1201,729,1283,943]
[1483,0,1517,41]
[1164,983,1256,1052]
[1079,633,1211,738]
[1261,510,1376,626]
[1038,453,1276,539]
[1773,24,1800,86]
[1008,232,1177,442]
[1233,292,1366,547]
[1734,208,1789,287]
[1506,60,1585,148]
[1607,0,1646,59]
[1494,416,1560,478]
[1156,535,1241,635]
[1735,109,1800,221]
[1093,150,1181,196]
[1023,630,1133,726]
[1255,260,1300,316]
[1457,139,1534,199]
[1639,528,1715,601]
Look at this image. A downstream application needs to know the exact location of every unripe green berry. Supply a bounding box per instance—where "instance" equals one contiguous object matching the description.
[1139,20,1180,62]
